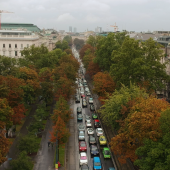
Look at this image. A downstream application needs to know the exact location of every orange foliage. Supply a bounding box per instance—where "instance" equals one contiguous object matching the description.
[50,116,70,145]
[12,104,27,125]
[79,44,94,59]
[55,76,74,101]
[110,96,170,164]
[93,72,115,104]
[86,60,101,78]
[0,121,11,164]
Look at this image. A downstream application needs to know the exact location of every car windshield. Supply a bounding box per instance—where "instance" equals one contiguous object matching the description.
[80,132,84,135]
[89,129,93,132]
[78,114,82,118]
[79,125,84,129]
[94,162,101,166]
[105,150,110,155]
[91,146,97,151]
[81,143,86,147]
[98,129,102,133]
[100,138,105,141]
[90,137,95,141]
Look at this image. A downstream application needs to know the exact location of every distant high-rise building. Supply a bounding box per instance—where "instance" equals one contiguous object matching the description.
[95,26,102,33]
[69,26,72,32]
[74,27,77,33]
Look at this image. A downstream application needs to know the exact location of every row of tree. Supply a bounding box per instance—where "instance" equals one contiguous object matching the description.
[0,40,79,165]
[79,33,170,169]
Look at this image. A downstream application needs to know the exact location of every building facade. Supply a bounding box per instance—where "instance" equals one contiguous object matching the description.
[0,30,57,58]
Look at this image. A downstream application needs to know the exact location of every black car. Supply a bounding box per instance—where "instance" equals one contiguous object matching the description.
[90,104,95,111]
[89,135,96,145]
[77,107,82,114]
[80,164,89,170]
[75,96,80,103]
[90,145,99,156]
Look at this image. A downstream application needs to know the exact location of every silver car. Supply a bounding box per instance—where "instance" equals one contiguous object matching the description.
[79,131,85,140]
[87,128,94,135]
[78,124,85,131]
[96,128,104,136]
[79,152,88,165]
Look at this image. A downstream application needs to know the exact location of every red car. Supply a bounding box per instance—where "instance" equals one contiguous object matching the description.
[94,119,101,128]
[81,94,85,98]
[79,141,87,152]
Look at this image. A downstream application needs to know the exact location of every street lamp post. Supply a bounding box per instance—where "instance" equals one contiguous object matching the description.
[55,135,58,170]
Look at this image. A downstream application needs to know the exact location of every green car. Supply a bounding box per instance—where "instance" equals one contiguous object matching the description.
[92,113,98,119]
[102,147,111,158]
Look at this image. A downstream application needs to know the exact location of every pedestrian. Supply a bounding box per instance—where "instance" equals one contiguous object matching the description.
[48,141,51,147]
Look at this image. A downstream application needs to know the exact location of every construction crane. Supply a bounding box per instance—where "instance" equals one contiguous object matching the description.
[0,10,13,30]
[110,23,118,32]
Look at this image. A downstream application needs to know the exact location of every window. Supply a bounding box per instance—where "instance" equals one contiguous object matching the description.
[15,51,17,56]
[27,44,29,48]
[3,44,5,48]
[21,44,23,48]
[9,44,11,48]
[3,51,5,56]
[15,44,17,48]
[9,51,11,57]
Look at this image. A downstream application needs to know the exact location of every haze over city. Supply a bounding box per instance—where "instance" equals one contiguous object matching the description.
[1,0,170,32]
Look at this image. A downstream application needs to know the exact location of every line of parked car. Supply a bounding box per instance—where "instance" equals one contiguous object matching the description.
[75,77,114,170]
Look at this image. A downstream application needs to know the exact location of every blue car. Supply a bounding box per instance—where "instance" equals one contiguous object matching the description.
[93,157,102,170]
[77,114,83,121]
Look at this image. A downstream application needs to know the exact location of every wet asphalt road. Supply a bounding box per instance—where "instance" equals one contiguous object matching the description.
[72,47,114,170]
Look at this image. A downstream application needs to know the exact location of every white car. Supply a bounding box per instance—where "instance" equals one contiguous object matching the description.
[87,128,94,135]
[85,115,91,122]
[86,122,92,127]
[96,128,104,136]
[89,98,93,104]
[79,152,88,165]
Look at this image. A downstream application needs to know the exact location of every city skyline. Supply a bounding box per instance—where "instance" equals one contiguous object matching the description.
[1,0,170,32]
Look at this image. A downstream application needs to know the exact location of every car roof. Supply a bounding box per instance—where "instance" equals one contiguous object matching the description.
[103,147,109,151]
[94,119,99,122]
[93,157,100,162]
[97,128,102,130]
[80,152,86,156]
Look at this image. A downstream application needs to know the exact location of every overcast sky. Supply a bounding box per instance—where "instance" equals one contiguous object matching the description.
[0,0,170,32]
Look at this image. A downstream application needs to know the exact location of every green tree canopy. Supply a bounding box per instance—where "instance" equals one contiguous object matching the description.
[110,37,170,90]
[9,151,33,170]
[74,38,85,51]
[100,84,148,130]
[94,32,126,71]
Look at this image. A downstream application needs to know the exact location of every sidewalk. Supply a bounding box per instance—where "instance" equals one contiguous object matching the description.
[33,102,65,170]
[0,102,39,170]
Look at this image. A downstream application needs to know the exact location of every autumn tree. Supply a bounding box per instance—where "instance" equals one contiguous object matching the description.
[52,96,72,124]
[50,116,70,145]
[86,60,101,78]
[134,109,170,170]
[39,67,54,103]
[100,84,148,130]
[79,44,94,59]
[54,76,74,101]
[0,76,26,125]
[0,121,11,164]
[110,96,170,164]
[93,72,116,96]
[17,67,40,104]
